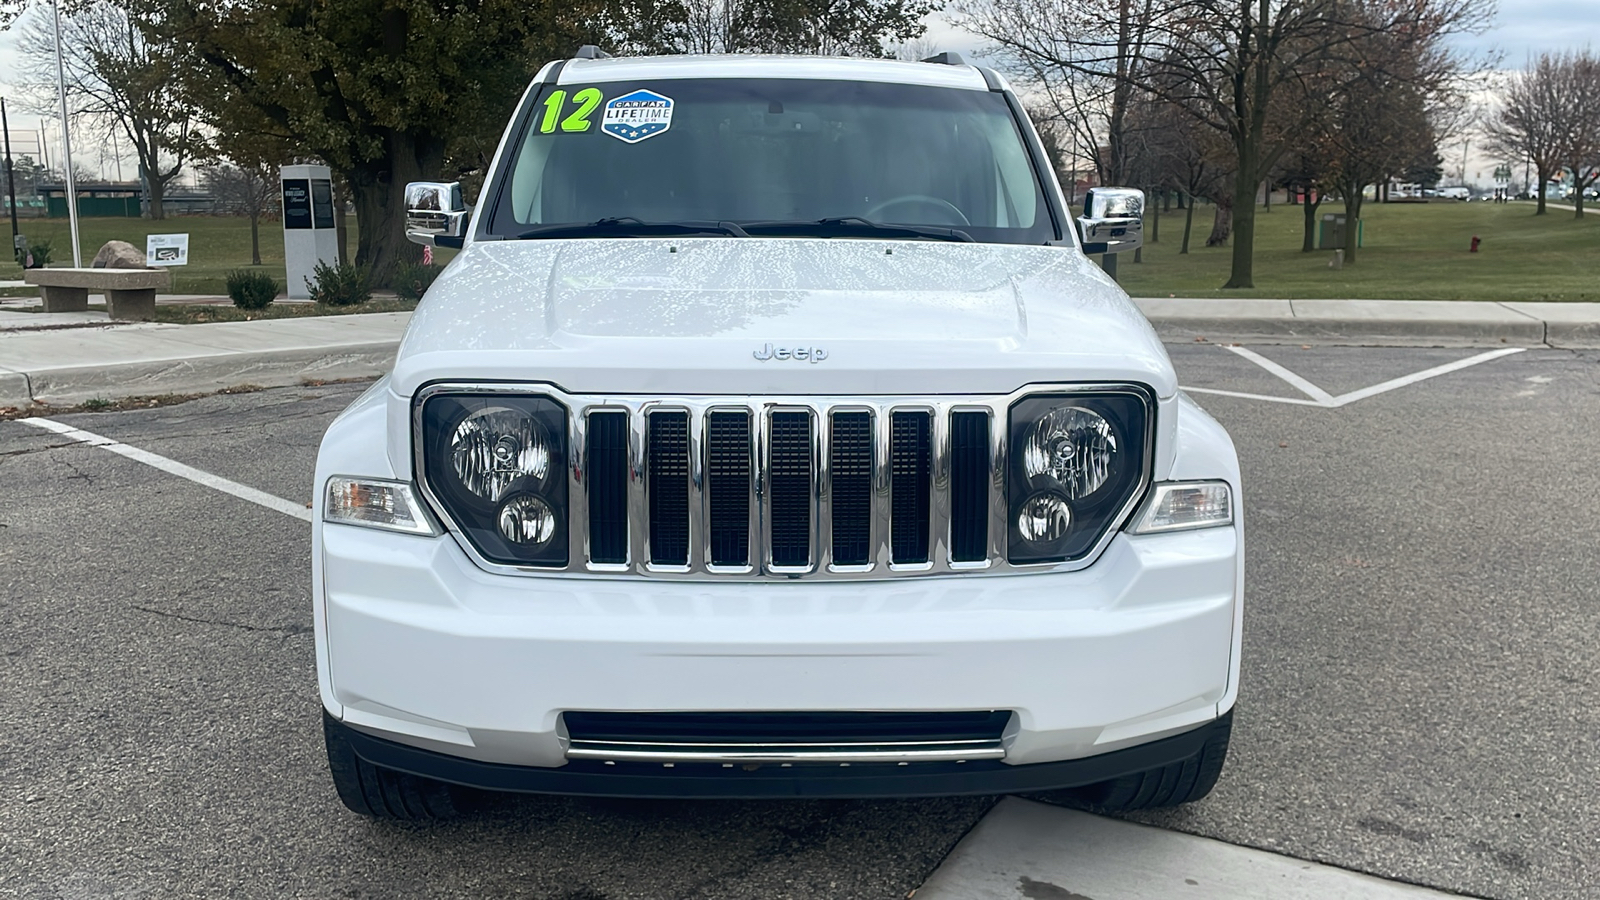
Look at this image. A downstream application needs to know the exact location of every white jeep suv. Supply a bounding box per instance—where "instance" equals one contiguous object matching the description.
[313,50,1242,819]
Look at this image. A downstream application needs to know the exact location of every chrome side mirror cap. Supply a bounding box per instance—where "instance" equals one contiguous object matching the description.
[1076,187,1144,255]
[405,182,470,248]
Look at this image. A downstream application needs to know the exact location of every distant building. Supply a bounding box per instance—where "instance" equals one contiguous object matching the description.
[37,182,215,217]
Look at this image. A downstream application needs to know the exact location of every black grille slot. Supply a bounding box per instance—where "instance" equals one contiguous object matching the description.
[830,412,873,565]
[891,411,931,563]
[586,411,629,564]
[768,411,813,567]
[564,710,1010,744]
[648,411,689,565]
[707,411,751,566]
[949,411,990,562]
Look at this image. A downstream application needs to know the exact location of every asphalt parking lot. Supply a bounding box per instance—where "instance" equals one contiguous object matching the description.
[2,343,1597,900]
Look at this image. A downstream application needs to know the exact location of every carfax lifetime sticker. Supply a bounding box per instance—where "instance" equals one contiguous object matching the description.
[602,90,674,143]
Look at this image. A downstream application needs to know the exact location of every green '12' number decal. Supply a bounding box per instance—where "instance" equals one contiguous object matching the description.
[539,88,604,134]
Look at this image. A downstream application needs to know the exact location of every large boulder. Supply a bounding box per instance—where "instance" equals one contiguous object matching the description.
[91,240,148,269]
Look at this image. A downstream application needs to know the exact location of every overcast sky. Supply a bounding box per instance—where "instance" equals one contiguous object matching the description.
[0,0,1595,182]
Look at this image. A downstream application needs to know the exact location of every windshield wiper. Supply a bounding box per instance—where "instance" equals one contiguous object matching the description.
[516,217,750,240]
[738,216,974,243]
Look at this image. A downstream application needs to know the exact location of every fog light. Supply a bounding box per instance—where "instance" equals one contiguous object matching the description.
[1130,482,1233,534]
[1016,492,1072,542]
[325,477,437,535]
[497,494,557,545]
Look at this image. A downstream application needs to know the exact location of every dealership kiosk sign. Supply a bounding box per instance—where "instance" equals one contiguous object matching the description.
[281,164,340,299]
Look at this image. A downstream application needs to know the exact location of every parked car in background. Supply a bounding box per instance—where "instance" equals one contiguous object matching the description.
[1438,186,1470,201]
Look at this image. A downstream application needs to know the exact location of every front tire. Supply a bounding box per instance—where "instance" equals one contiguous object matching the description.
[1038,709,1233,812]
[323,712,462,820]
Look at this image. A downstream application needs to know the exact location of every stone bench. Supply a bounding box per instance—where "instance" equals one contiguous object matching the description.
[23,267,172,321]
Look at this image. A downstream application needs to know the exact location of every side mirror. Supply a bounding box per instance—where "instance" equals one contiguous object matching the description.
[1076,187,1144,255]
[405,182,470,249]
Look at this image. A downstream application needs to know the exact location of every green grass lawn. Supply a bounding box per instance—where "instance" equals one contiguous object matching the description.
[5,202,1596,301]
[1121,200,1600,301]
[0,215,358,295]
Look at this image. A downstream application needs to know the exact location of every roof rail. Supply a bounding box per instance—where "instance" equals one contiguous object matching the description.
[920,52,968,66]
[575,45,612,60]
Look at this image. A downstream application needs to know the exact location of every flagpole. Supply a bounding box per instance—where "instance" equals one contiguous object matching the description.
[51,0,82,267]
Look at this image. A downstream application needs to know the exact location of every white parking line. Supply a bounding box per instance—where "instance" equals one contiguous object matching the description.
[19,416,313,522]
[915,798,1467,899]
[1194,346,1526,408]
[1180,387,1327,407]
[1326,348,1526,407]
[1224,346,1337,404]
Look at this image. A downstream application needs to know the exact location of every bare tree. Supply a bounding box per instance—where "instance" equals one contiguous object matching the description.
[1486,54,1568,215]
[1553,51,1600,218]
[960,0,1491,288]
[200,162,277,265]
[1125,83,1232,253]
[961,0,1158,191]
[671,0,936,55]
[18,1,202,219]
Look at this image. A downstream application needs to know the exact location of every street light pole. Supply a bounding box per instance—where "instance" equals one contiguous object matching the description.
[51,0,82,267]
[2,98,20,260]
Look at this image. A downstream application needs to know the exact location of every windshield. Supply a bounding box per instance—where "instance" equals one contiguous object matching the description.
[484,78,1058,245]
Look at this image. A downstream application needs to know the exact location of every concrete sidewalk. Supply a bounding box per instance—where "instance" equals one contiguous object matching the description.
[0,312,408,407]
[3,298,1598,408]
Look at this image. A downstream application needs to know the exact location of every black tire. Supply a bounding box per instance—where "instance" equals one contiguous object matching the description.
[1038,710,1233,812]
[323,712,462,821]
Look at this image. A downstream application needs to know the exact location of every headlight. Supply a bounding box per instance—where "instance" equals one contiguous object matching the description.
[450,407,554,501]
[1021,406,1117,498]
[1008,393,1149,564]
[418,392,569,566]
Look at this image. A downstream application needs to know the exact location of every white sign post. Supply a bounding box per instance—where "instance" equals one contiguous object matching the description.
[146,233,190,267]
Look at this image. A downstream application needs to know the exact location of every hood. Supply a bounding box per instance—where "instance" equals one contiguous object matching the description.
[391,238,1175,398]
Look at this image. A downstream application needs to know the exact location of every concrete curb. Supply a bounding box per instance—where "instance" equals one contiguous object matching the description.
[18,342,399,407]
[1133,298,1600,349]
[0,369,31,408]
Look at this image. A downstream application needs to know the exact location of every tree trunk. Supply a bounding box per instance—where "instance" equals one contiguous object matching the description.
[347,130,441,288]
[147,176,166,220]
[1148,188,1158,243]
[249,213,261,266]
[1221,177,1250,285]
[1302,195,1321,252]
[333,177,351,264]
[1263,180,1270,210]
[1535,169,1547,214]
[1343,184,1364,265]
[1181,192,1195,254]
[1207,198,1233,247]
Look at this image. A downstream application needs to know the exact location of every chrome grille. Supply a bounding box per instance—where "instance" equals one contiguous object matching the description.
[418,385,1154,580]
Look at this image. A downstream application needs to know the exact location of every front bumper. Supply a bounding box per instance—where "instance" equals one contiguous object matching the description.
[329,709,1234,799]
[316,519,1241,779]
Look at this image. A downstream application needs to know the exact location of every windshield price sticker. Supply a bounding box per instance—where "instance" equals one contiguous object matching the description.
[602,90,675,143]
